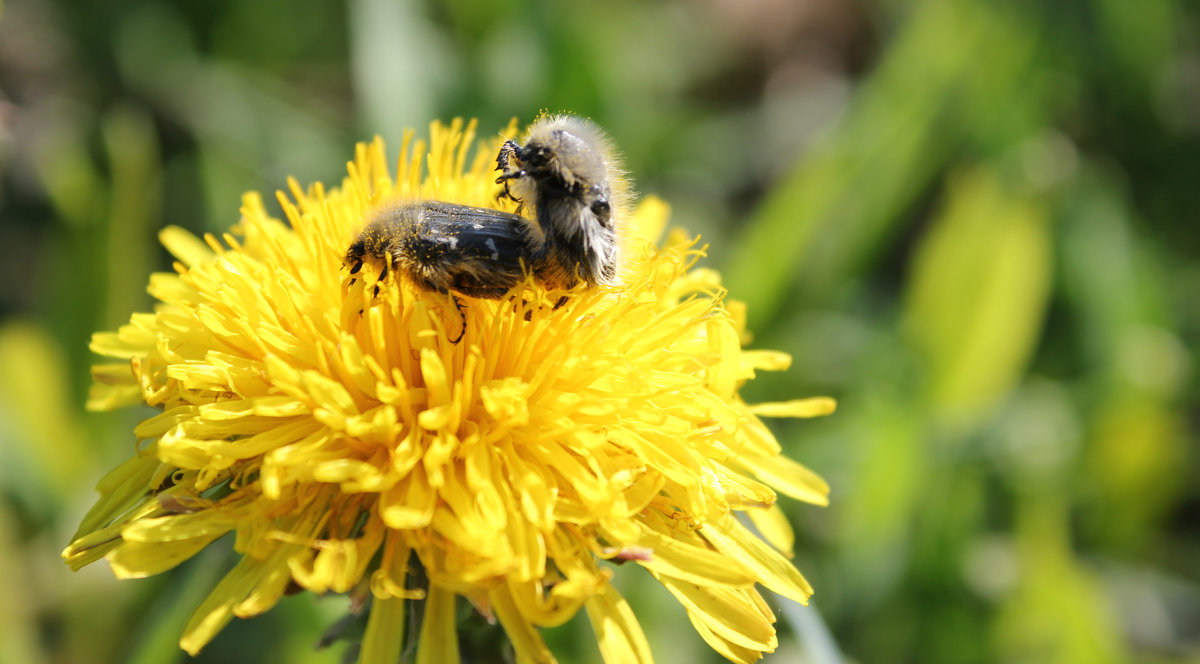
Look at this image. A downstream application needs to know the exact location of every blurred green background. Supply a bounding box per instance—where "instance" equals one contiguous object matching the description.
[2,0,1198,662]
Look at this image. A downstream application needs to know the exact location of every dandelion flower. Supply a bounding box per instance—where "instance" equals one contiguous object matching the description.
[63,119,834,663]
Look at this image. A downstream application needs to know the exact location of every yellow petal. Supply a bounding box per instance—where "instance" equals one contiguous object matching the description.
[739,454,830,507]
[360,595,406,664]
[490,582,557,664]
[236,546,305,617]
[180,554,284,655]
[416,585,460,664]
[658,576,776,652]
[108,536,221,578]
[746,397,836,418]
[745,504,795,557]
[700,511,814,604]
[690,617,766,664]
[740,350,791,372]
[627,522,757,587]
[370,535,422,600]
[624,194,670,248]
[87,383,144,411]
[89,322,155,359]
[160,225,216,267]
[70,454,161,539]
[585,583,654,664]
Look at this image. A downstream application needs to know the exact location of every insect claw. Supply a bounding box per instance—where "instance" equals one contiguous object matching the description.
[448,296,467,344]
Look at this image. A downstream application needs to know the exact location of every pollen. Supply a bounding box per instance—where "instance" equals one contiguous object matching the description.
[64,118,833,664]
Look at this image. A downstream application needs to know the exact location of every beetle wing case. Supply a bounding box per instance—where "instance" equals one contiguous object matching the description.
[347,200,545,299]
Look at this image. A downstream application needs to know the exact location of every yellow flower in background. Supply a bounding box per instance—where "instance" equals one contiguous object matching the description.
[63,118,834,663]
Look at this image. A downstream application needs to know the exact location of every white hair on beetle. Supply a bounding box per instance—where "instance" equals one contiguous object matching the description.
[497,114,634,288]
